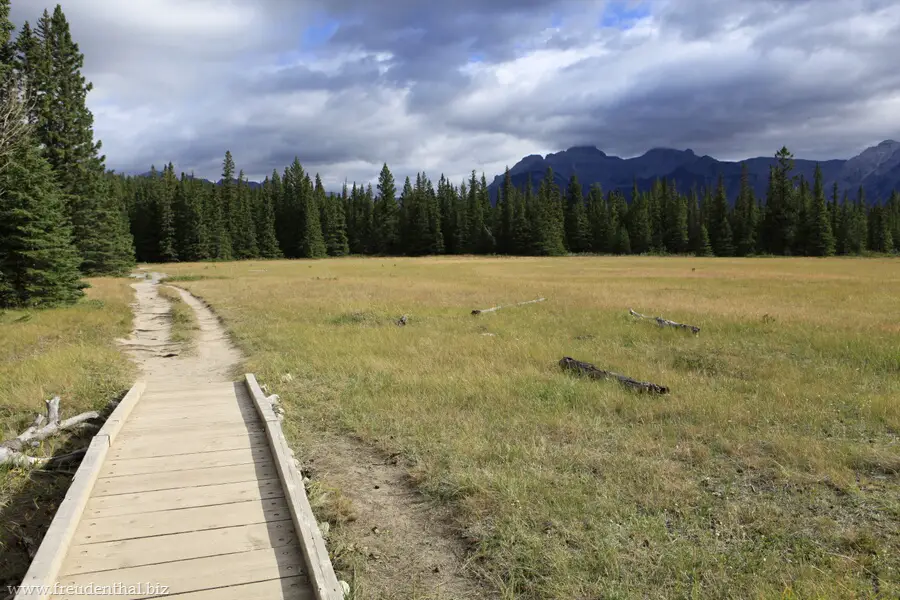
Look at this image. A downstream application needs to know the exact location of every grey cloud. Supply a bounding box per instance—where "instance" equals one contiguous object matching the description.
[9,0,900,185]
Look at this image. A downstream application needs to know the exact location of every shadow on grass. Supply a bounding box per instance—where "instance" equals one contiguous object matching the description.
[0,389,129,592]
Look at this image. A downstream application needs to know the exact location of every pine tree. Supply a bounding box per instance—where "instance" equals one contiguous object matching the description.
[807,164,835,256]
[21,7,134,274]
[295,171,325,258]
[709,175,734,256]
[497,168,515,253]
[372,163,399,254]
[256,177,281,258]
[319,175,349,256]
[627,186,652,254]
[587,183,609,252]
[174,174,209,261]
[733,164,758,255]
[564,174,590,252]
[237,171,260,258]
[157,163,178,262]
[760,147,798,255]
[0,133,86,307]
[510,177,530,255]
[846,187,868,254]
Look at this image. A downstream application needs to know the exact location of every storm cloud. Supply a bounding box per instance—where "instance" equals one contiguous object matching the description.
[9,0,900,188]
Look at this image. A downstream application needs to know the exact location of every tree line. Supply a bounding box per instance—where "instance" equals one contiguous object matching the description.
[2,2,898,310]
[116,145,899,264]
[0,1,134,308]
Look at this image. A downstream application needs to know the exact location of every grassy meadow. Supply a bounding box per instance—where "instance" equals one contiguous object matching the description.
[0,277,136,585]
[127,258,900,597]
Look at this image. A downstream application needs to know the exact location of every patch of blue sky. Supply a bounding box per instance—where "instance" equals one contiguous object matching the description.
[599,0,651,29]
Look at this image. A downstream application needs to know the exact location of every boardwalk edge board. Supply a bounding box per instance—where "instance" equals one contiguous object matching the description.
[14,381,147,600]
[244,373,344,600]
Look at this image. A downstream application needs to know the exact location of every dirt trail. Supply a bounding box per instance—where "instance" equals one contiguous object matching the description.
[118,271,486,599]
[117,272,241,385]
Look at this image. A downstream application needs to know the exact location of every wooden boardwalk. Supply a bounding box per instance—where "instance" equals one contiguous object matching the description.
[17,379,341,600]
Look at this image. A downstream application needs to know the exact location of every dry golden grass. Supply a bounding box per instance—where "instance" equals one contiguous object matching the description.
[157,284,199,351]
[0,277,135,586]
[157,256,899,599]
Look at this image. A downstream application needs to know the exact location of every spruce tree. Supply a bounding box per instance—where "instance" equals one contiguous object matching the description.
[564,174,590,252]
[510,177,530,255]
[709,175,734,256]
[20,7,134,274]
[0,133,85,307]
[733,164,758,255]
[760,147,798,255]
[255,177,281,258]
[298,172,326,258]
[807,164,835,256]
[498,168,515,253]
[372,163,399,254]
[587,183,609,253]
[157,163,178,262]
[319,175,349,256]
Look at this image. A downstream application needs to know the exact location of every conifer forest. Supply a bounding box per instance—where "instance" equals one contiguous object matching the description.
[1,2,899,308]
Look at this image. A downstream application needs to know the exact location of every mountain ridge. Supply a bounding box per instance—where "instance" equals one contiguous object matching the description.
[488,140,900,204]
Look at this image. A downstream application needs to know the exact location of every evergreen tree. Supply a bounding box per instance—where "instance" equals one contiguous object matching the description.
[709,175,734,256]
[256,177,281,258]
[174,174,209,261]
[807,164,835,256]
[157,163,178,262]
[319,175,349,256]
[497,168,515,253]
[0,133,85,307]
[510,177,530,255]
[297,170,326,258]
[760,147,798,255]
[733,164,758,255]
[564,174,590,252]
[372,163,399,254]
[20,7,134,274]
[587,183,609,253]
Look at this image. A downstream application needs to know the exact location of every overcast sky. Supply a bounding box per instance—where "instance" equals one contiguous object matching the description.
[10,0,900,187]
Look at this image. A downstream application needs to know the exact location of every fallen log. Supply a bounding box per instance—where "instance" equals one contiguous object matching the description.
[0,395,101,467]
[629,308,700,334]
[559,357,669,394]
[472,297,546,316]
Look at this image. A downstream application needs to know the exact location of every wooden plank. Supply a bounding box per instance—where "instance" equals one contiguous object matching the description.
[121,416,259,434]
[141,383,237,396]
[100,446,272,477]
[96,381,147,445]
[138,390,243,404]
[52,546,308,600]
[75,498,291,544]
[151,577,313,600]
[118,420,263,438]
[63,521,299,575]
[94,462,279,496]
[111,430,268,458]
[245,374,343,600]
[14,436,109,600]
[129,402,257,421]
[85,479,284,519]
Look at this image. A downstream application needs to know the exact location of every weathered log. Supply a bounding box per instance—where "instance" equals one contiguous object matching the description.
[46,395,60,425]
[472,297,546,316]
[559,357,669,394]
[1,395,101,467]
[629,308,700,334]
[0,447,43,467]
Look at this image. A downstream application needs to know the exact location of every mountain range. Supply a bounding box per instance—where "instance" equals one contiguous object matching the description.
[136,139,900,205]
[488,140,900,205]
